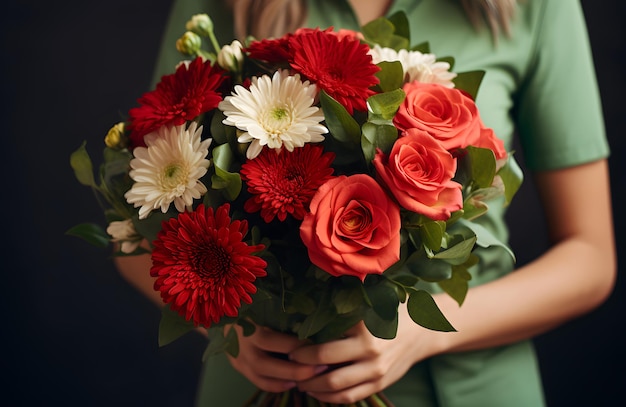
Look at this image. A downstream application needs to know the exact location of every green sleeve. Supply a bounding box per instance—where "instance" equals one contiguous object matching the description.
[514,0,609,171]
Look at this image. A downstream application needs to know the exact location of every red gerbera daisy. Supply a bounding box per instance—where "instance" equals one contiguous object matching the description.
[245,36,292,64]
[150,203,267,327]
[245,28,334,64]
[288,29,380,114]
[240,144,336,223]
[127,57,225,148]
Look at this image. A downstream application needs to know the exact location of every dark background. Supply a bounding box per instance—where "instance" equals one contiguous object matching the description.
[2,1,624,406]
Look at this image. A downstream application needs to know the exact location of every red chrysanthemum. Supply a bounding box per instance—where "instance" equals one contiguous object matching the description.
[245,36,292,64]
[150,203,267,327]
[127,57,225,148]
[288,29,380,114]
[245,28,334,64]
[240,144,336,223]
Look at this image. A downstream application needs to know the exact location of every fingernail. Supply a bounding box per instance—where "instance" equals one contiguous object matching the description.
[284,381,297,390]
[314,365,329,374]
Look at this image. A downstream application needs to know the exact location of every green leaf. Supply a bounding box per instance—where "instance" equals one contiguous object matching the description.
[367,89,405,120]
[361,122,398,161]
[465,146,496,188]
[446,210,465,226]
[456,218,516,262]
[461,195,489,221]
[210,110,230,146]
[158,305,196,347]
[290,290,317,314]
[438,262,473,306]
[237,319,256,337]
[362,17,409,50]
[320,91,361,146]
[65,223,110,248]
[296,290,336,339]
[405,254,452,282]
[69,141,96,187]
[407,290,456,332]
[411,41,430,53]
[452,70,485,100]
[101,148,133,212]
[364,280,399,321]
[102,147,132,177]
[333,287,363,314]
[388,273,419,288]
[364,307,398,339]
[386,11,410,41]
[223,326,240,357]
[362,17,394,44]
[211,143,242,201]
[133,210,176,244]
[375,61,404,92]
[419,220,445,252]
[313,313,364,343]
[432,235,477,265]
[498,153,524,205]
[203,326,239,359]
[297,306,336,340]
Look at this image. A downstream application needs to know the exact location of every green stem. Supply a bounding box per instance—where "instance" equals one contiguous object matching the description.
[207,29,222,55]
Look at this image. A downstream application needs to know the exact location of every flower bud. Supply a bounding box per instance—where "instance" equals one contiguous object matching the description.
[186,14,213,37]
[104,122,126,149]
[217,40,244,72]
[107,219,142,254]
[176,31,202,56]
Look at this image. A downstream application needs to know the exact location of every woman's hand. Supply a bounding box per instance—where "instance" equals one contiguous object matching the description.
[288,304,448,404]
[225,323,327,393]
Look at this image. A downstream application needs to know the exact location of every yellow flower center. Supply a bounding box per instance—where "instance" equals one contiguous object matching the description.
[162,163,187,190]
[272,107,288,120]
[262,105,293,137]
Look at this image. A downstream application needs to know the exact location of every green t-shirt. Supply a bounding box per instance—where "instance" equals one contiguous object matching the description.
[150,1,609,406]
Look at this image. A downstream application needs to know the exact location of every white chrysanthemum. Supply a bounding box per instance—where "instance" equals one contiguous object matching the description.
[369,45,457,87]
[218,69,329,159]
[107,219,142,254]
[125,122,212,219]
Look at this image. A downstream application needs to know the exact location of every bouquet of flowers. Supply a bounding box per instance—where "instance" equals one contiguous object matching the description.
[69,11,522,407]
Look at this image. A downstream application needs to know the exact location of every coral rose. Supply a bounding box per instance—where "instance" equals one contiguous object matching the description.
[393,81,482,152]
[475,125,508,161]
[373,128,463,221]
[299,174,401,281]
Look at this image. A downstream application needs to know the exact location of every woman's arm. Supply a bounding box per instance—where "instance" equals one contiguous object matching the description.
[292,158,617,403]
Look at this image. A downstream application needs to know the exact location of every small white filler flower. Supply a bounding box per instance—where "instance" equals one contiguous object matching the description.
[369,45,457,88]
[217,40,244,72]
[218,69,328,159]
[106,219,142,254]
[124,122,212,219]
